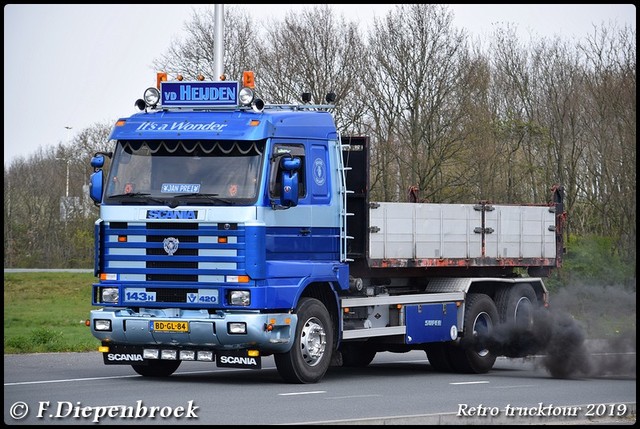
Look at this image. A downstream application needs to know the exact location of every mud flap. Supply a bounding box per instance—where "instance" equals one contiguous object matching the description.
[102,344,145,365]
[216,350,262,369]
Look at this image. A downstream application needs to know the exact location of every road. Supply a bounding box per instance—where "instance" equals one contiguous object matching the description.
[4,349,636,425]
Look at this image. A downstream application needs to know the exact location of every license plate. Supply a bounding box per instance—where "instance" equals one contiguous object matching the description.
[150,321,189,332]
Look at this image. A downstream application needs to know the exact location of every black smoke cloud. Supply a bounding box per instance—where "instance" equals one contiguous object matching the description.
[477,284,636,379]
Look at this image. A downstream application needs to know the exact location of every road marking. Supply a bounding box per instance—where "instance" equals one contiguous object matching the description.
[450,381,490,385]
[490,384,536,389]
[4,375,140,386]
[325,394,383,400]
[279,391,327,396]
[3,368,257,386]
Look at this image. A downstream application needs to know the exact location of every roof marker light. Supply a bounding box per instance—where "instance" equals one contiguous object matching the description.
[243,71,255,89]
[156,72,167,89]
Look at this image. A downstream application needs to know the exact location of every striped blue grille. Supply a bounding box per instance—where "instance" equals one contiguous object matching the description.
[102,222,246,281]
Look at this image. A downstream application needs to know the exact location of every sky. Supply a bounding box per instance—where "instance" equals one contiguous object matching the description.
[4,4,636,166]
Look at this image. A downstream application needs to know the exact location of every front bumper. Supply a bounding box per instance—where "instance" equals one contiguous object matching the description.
[90,307,297,354]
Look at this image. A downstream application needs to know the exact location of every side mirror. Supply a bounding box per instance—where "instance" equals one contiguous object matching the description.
[91,154,105,169]
[279,157,300,208]
[89,170,104,204]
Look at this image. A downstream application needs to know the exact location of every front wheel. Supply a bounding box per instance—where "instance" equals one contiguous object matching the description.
[275,298,334,383]
[131,360,181,377]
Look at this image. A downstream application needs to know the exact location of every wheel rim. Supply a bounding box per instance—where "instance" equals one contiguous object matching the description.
[299,317,327,366]
[514,297,534,328]
[472,311,493,357]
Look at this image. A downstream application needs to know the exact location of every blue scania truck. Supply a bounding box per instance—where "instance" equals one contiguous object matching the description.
[88,63,565,383]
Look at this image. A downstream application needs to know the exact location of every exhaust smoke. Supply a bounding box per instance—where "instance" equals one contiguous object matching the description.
[476,284,636,379]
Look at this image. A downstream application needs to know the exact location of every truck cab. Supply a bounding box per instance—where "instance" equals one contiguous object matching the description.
[89,74,350,382]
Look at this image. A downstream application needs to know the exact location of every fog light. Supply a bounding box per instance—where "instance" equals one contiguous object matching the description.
[197,351,214,361]
[94,319,112,331]
[161,350,178,360]
[180,350,196,361]
[228,322,247,334]
[143,349,159,359]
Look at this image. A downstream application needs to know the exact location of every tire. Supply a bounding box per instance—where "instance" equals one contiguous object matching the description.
[131,360,181,377]
[425,343,454,372]
[275,298,334,383]
[447,293,498,374]
[495,283,538,329]
[340,343,376,367]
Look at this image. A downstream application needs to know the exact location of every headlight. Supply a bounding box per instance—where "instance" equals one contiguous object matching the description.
[101,287,119,303]
[228,322,247,334]
[94,319,112,331]
[143,87,160,107]
[239,87,255,106]
[228,290,250,306]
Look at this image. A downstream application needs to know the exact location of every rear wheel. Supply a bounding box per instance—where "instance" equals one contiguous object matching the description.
[447,293,498,373]
[425,343,454,372]
[495,283,538,329]
[131,360,181,377]
[275,298,334,383]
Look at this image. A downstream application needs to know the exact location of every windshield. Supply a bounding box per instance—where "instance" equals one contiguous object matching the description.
[105,140,265,205]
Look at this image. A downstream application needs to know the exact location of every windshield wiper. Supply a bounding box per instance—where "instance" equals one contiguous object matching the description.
[169,193,234,207]
[108,193,167,205]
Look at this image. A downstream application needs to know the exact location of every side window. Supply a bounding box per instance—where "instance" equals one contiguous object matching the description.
[269,144,306,198]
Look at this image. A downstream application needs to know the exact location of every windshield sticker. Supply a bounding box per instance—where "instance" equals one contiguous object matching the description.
[161,183,201,193]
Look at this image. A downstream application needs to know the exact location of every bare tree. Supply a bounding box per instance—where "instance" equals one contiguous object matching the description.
[527,35,588,242]
[366,4,470,202]
[454,45,501,201]
[254,5,369,134]
[152,6,260,82]
[484,24,548,203]
[578,23,636,268]
[5,148,71,267]
[152,5,370,137]
[4,121,112,268]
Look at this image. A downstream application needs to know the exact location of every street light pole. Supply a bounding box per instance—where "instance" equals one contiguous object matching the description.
[64,160,70,198]
[64,126,72,198]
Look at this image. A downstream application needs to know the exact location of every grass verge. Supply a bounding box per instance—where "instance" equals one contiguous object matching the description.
[4,272,100,353]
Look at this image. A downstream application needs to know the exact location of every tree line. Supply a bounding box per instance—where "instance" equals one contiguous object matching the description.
[3,5,636,284]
